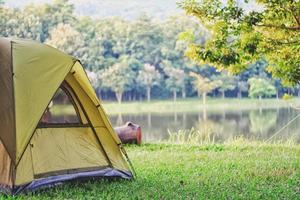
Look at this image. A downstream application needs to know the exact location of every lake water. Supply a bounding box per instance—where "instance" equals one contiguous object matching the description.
[109,107,300,144]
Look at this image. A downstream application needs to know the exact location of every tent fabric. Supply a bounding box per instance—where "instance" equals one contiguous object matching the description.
[0,38,15,161]
[65,72,129,170]
[0,140,13,187]
[13,39,77,163]
[0,38,133,195]
[30,127,109,177]
[69,63,122,145]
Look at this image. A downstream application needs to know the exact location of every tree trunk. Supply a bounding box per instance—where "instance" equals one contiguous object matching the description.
[197,90,201,98]
[237,89,242,99]
[146,86,151,102]
[222,90,225,99]
[99,89,103,100]
[115,91,123,104]
[202,92,207,105]
[259,95,262,101]
[128,92,132,101]
[132,91,136,101]
[298,88,300,97]
[182,87,186,99]
[173,89,177,102]
[276,89,279,99]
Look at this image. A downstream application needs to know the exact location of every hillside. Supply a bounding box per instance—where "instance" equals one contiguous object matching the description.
[5,0,183,20]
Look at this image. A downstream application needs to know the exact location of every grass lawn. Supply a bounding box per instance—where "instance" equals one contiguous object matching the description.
[6,142,300,200]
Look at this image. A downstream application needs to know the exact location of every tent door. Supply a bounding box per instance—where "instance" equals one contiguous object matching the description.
[29,127,109,179]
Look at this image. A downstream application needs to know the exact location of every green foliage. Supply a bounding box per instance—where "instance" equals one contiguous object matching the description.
[190,71,221,104]
[248,77,276,99]
[282,93,293,101]
[46,23,85,58]
[0,6,44,41]
[190,72,220,95]
[179,0,300,85]
[137,64,161,101]
[2,0,299,101]
[100,57,135,103]
[213,72,236,98]
[41,0,75,41]
[163,61,186,95]
[137,64,161,87]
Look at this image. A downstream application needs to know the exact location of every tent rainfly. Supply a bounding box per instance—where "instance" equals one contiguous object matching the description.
[0,38,133,195]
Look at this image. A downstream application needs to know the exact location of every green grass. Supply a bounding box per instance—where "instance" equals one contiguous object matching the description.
[102,98,296,115]
[5,142,300,200]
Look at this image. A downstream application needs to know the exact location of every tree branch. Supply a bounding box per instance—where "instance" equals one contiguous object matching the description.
[287,6,300,26]
[256,24,300,31]
[292,15,300,26]
[269,39,300,45]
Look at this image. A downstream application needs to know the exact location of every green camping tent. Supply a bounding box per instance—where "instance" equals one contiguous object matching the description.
[0,38,133,195]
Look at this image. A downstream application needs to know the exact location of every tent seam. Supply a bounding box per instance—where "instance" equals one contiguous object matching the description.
[10,41,17,189]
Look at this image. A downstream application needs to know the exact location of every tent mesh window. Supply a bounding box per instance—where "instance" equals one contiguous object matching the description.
[38,86,83,127]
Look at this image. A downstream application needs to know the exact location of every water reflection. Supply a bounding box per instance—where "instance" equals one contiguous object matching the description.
[109,107,300,144]
[249,110,277,137]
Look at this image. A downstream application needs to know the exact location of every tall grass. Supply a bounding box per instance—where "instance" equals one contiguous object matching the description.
[167,128,299,146]
[167,127,217,145]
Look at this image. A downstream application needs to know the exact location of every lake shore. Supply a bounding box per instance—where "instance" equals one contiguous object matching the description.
[102,98,298,115]
[17,142,300,200]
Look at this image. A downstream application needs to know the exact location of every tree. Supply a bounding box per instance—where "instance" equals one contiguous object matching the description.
[46,23,86,58]
[137,64,161,102]
[164,64,185,102]
[100,57,135,104]
[0,6,43,41]
[40,0,75,41]
[190,72,220,105]
[213,72,236,99]
[86,70,104,98]
[273,79,283,99]
[76,17,105,72]
[236,78,248,99]
[128,14,164,65]
[248,77,276,100]
[179,0,300,85]
[86,70,98,88]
